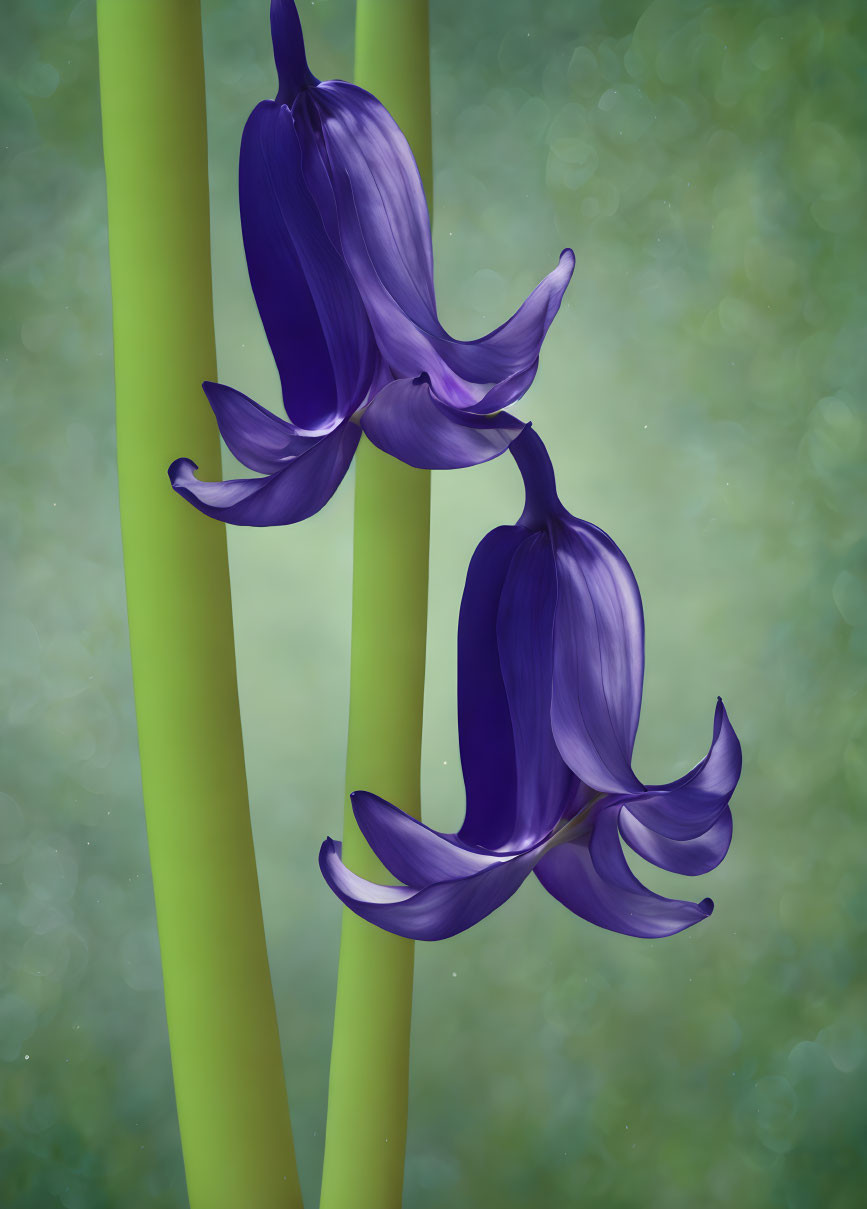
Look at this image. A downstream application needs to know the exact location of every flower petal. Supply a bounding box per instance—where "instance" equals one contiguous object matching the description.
[296,80,573,409]
[168,420,359,527]
[319,835,547,942]
[351,792,505,889]
[549,513,646,795]
[535,806,713,938]
[497,531,578,846]
[360,375,524,469]
[456,526,525,850]
[621,698,741,845]
[240,100,374,430]
[619,806,733,875]
[201,381,323,474]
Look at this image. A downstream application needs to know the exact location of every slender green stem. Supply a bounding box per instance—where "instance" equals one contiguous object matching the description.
[97,4,302,1206]
[319,5,432,1207]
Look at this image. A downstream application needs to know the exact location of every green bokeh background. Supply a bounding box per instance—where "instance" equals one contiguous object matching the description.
[2,0,865,1205]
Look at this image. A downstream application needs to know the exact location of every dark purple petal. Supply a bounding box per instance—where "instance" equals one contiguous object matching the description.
[319,836,547,942]
[535,806,713,938]
[270,0,318,104]
[619,806,733,875]
[240,101,374,430]
[168,420,359,527]
[549,513,645,796]
[295,80,573,410]
[201,381,322,474]
[351,792,502,889]
[456,527,525,850]
[497,532,578,846]
[360,375,524,469]
[625,699,742,839]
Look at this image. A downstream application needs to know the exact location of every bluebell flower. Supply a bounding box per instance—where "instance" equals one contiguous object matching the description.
[170,1,574,524]
[320,427,742,939]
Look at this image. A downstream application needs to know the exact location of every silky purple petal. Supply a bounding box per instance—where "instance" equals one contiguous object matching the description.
[625,699,742,840]
[240,101,374,430]
[270,0,318,103]
[497,532,578,847]
[456,527,525,849]
[168,420,359,527]
[295,80,573,410]
[549,513,646,795]
[535,806,713,938]
[351,792,506,889]
[201,381,323,474]
[319,836,547,942]
[619,806,733,875]
[360,375,524,469]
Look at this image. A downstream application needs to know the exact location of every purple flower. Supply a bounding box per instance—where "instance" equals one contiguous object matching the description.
[320,427,741,940]
[170,1,574,525]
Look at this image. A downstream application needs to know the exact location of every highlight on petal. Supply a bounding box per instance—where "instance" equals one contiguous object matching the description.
[549,514,646,796]
[168,419,359,527]
[535,805,714,939]
[240,101,375,430]
[360,375,524,470]
[319,834,548,942]
[351,792,505,889]
[201,381,322,474]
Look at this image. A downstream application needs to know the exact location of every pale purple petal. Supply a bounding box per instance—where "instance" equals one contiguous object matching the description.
[625,699,742,839]
[535,806,714,938]
[168,420,359,527]
[351,792,507,889]
[360,375,524,469]
[201,381,322,474]
[619,806,733,875]
[549,514,645,795]
[294,80,573,410]
[319,836,547,942]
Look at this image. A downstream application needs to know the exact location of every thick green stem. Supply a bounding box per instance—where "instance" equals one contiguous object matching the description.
[97,4,302,1206]
[319,4,432,1208]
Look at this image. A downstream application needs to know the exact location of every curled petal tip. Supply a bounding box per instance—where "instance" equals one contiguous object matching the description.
[168,457,197,483]
[698,897,714,918]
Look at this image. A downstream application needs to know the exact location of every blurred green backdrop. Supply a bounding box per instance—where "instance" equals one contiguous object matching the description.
[2,0,865,1205]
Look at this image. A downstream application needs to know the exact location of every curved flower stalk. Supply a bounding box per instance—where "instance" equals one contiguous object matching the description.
[320,427,742,940]
[170,0,575,524]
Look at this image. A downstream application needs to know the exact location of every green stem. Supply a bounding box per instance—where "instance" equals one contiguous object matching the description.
[97,4,302,1206]
[319,4,432,1207]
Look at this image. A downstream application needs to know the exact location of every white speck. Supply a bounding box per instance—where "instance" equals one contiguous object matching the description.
[24,1054,30,1060]
[451,971,457,977]
[442,760,447,765]
[643,424,647,429]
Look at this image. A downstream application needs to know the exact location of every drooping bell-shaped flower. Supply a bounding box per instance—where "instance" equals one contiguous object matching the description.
[320,427,742,940]
[170,0,575,525]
